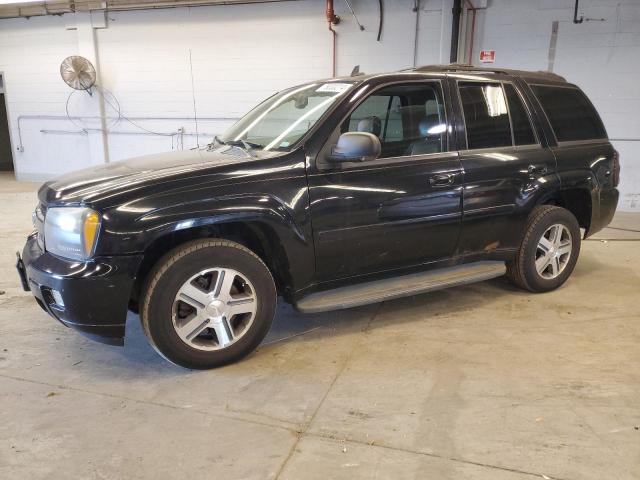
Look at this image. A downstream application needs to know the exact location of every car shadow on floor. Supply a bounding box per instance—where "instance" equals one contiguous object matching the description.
[102,284,509,374]
[69,248,617,374]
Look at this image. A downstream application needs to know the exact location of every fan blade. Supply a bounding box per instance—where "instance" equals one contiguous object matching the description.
[60,55,96,91]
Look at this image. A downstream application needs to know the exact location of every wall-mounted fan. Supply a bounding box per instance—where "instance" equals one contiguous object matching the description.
[60,55,96,94]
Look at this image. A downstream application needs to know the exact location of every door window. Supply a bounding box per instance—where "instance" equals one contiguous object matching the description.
[343,83,447,158]
[504,84,536,145]
[459,82,512,149]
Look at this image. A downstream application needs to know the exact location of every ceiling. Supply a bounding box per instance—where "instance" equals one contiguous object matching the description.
[0,0,296,19]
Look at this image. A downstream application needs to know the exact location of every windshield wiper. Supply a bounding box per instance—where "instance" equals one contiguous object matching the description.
[229,139,263,150]
[206,135,226,150]
[211,136,263,148]
[212,137,262,157]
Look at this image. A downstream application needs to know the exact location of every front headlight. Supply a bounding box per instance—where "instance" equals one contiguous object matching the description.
[44,207,101,261]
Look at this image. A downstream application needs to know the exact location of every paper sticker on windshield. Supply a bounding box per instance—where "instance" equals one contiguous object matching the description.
[316,83,351,94]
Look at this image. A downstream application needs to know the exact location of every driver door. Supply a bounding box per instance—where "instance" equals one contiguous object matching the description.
[308,80,463,282]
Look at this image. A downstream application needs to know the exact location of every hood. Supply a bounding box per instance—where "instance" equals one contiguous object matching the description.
[39,147,279,206]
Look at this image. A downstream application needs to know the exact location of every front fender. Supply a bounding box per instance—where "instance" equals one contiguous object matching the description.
[100,181,315,292]
[135,193,306,246]
[138,194,314,291]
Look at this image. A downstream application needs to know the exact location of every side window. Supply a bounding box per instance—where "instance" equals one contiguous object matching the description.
[504,84,536,145]
[532,85,606,142]
[347,95,404,143]
[458,82,512,149]
[348,95,390,132]
[384,96,403,141]
[344,82,447,159]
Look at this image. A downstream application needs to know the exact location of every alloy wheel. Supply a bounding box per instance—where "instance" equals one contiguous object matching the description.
[172,268,257,351]
[535,223,572,280]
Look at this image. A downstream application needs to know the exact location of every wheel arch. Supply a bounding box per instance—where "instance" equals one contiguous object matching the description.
[129,219,298,313]
[540,186,592,233]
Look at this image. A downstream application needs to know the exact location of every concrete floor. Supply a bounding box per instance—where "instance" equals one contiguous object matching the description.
[0,172,639,480]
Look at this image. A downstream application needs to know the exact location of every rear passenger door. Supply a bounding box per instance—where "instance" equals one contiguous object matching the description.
[453,77,558,254]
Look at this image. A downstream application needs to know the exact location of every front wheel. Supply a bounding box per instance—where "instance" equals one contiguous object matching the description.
[507,205,581,293]
[141,239,277,369]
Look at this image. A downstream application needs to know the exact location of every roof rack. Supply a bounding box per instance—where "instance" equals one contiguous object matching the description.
[411,64,566,82]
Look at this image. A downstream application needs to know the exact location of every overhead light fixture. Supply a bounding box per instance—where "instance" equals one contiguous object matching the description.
[0,1,43,5]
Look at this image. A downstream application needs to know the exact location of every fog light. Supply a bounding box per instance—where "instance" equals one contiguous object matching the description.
[51,289,65,307]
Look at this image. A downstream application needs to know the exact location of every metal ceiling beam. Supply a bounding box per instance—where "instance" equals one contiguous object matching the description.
[0,0,298,20]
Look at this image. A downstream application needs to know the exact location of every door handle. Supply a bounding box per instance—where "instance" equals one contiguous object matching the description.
[429,173,455,187]
[527,164,548,175]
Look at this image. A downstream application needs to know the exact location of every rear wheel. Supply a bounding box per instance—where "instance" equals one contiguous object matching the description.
[507,205,581,292]
[141,239,276,369]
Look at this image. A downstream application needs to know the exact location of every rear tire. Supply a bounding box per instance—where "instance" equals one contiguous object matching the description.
[507,205,581,292]
[141,239,276,369]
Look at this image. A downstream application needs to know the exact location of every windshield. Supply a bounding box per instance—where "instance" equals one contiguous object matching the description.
[218,81,355,151]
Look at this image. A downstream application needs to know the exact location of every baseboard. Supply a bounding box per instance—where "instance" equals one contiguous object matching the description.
[14,172,54,183]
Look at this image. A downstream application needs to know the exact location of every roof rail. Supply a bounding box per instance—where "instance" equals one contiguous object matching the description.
[411,64,566,82]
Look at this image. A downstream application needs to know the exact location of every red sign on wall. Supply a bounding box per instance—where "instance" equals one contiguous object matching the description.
[479,50,495,63]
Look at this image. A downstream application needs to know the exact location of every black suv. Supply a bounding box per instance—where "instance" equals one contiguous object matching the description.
[17,65,620,369]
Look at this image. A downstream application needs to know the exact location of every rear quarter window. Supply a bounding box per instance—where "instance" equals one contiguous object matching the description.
[532,85,607,142]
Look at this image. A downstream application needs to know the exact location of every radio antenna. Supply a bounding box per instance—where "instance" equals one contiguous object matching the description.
[189,49,200,148]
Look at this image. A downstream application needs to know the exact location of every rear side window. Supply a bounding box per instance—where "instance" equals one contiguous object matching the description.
[504,84,536,145]
[459,82,512,149]
[532,85,606,142]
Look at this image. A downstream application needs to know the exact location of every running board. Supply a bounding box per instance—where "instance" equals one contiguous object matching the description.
[296,261,506,313]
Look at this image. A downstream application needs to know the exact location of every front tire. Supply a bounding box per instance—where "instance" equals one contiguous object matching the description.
[141,239,276,369]
[507,205,581,292]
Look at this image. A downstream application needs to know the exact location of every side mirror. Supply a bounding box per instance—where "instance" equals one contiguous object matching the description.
[327,132,381,163]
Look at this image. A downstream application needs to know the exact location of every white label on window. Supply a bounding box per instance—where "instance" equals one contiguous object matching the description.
[316,83,351,93]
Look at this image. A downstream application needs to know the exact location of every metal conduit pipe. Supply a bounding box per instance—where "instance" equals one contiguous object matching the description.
[450,0,462,63]
[412,0,420,67]
[40,129,218,137]
[573,0,584,24]
[326,0,340,77]
[16,114,239,151]
[465,0,478,64]
[377,0,383,41]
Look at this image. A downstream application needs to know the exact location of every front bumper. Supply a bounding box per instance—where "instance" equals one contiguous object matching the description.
[18,233,143,345]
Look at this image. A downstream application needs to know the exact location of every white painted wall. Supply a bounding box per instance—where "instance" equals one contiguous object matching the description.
[0,0,450,181]
[0,0,638,210]
[469,0,640,210]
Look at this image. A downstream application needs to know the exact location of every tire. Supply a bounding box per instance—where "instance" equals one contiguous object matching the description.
[507,205,581,293]
[141,239,276,369]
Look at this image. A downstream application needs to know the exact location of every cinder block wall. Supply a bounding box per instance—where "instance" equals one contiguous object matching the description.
[472,0,640,211]
[0,0,638,210]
